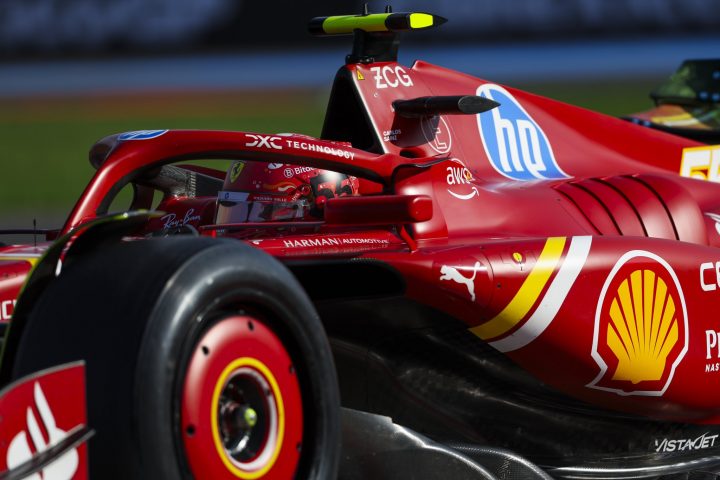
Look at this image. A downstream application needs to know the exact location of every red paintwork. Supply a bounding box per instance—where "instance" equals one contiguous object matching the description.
[149,196,216,232]
[6,51,720,425]
[182,315,303,479]
[0,245,46,325]
[244,229,405,257]
[0,363,88,479]
[323,194,433,225]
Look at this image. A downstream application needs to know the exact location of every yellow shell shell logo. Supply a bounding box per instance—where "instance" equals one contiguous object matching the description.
[589,251,688,396]
[606,269,678,384]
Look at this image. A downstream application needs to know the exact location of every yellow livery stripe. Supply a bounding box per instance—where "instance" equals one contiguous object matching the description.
[0,256,40,267]
[322,14,390,34]
[471,237,566,340]
[308,12,446,36]
[408,13,434,29]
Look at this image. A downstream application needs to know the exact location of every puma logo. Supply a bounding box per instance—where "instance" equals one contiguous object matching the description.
[439,262,484,302]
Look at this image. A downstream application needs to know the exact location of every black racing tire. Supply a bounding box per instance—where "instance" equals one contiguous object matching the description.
[11,237,340,479]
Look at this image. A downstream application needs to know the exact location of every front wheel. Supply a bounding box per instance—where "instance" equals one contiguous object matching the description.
[12,237,340,479]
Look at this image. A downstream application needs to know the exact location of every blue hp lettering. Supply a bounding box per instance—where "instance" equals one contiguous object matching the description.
[476,84,568,180]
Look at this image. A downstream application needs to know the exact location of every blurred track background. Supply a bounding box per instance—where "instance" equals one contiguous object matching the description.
[2,0,719,228]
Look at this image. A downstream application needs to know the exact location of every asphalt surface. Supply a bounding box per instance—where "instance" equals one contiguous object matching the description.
[2,35,720,97]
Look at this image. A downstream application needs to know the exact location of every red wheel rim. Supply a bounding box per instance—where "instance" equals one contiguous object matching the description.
[182,315,303,479]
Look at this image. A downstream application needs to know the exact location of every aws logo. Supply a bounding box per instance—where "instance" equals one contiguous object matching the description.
[589,251,688,396]
[476,84,568,181]
[445,159,478,200]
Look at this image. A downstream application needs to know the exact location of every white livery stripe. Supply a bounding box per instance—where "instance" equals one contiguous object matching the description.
[490,236,592,353]
[0,252,42,258]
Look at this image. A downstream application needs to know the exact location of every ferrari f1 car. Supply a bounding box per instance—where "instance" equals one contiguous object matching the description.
[2,9,720,480]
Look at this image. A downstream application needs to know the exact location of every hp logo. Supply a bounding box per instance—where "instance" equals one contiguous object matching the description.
[476,84,568,181]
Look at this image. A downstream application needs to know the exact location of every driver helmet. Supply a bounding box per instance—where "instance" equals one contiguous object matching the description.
[216,160,359,224]
[626,59,720,142]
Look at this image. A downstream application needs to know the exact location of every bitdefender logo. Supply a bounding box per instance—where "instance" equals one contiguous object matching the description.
[588,251,688,396]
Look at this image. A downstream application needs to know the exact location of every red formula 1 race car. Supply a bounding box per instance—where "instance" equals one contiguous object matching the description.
[3,9,720,480]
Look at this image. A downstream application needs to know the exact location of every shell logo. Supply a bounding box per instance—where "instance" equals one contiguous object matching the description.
[588,251,688,396]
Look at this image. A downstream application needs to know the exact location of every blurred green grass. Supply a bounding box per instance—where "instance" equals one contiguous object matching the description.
[0,78,659,224]
[0,89,329,223]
